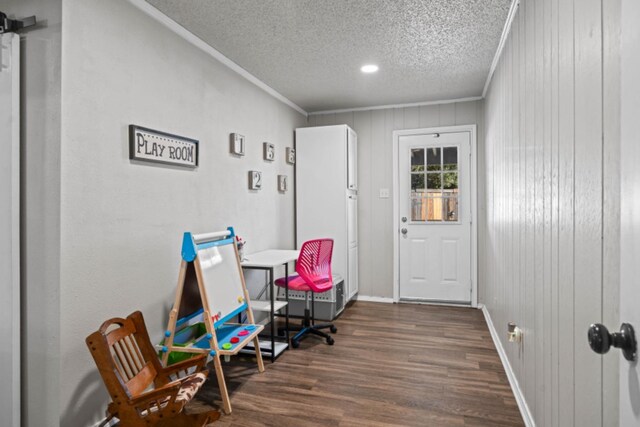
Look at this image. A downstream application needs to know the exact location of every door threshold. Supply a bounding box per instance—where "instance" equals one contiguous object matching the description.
[398,298,473,308]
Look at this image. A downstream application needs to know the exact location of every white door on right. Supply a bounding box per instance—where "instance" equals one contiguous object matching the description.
[620,0,640,423]
[0,32,20,426]
[398,131,471,303]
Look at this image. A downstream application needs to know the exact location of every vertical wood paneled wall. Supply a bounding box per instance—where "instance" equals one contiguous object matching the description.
[307,100,484,299]
[482,0,620,425]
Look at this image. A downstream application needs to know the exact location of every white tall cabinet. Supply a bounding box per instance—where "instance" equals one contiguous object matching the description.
[295,125,359,302]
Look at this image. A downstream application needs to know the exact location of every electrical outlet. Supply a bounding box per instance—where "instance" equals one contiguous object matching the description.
[379,188,390,198]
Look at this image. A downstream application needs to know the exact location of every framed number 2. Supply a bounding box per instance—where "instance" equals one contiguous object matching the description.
[249,171,262,190]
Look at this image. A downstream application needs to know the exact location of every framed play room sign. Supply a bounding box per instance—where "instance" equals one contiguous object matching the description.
[129,125,198,168]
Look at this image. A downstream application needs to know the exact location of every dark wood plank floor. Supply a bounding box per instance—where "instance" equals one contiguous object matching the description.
[189,301,524,426]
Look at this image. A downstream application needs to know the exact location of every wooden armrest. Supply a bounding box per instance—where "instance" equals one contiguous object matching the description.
[162,354,208,375]
[157,354,208,385]
[129,382,181,407]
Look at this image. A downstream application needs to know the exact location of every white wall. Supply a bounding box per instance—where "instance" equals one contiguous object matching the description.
[58,0,305,425]
[481,0,620,425]
[0,1,63,426]
[308,100,484,299]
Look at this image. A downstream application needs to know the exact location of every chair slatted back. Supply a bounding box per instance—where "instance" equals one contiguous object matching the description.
[86,311,165,400]
[296,238,334,291]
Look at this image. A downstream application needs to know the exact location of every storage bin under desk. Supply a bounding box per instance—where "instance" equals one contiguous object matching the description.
[277,276,345,321]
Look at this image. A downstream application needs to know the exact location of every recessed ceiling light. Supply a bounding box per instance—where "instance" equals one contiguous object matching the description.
[361,64,379,73]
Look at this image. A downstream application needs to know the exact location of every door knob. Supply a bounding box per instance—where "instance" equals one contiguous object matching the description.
[400,228,407,235]
[401,217,408,223]
[588,323,637,361]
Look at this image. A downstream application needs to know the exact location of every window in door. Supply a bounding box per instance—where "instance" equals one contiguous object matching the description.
[410,146,459,222]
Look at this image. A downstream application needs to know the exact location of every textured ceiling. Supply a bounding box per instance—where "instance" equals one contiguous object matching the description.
[145,0,512,112]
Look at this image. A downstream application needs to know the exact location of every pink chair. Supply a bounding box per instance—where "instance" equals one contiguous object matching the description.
[275,238,337,348]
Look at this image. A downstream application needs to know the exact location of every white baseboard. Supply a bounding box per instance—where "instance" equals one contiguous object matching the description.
[399,299,473,308]
[355,295,394,303]
[91,417,116,427]
[480,304,535,427]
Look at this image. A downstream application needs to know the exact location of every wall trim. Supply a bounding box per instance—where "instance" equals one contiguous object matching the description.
[482,0,521,97]
[356,295,395,303]
[127,0,308,117]
[392,125,478,307]
[480,304,535,427]
[399,300,473,308]
[309,96,483,116]
[91,417,116,427]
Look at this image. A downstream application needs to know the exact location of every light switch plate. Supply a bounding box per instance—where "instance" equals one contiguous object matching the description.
[379,188,390,198]
[249,170,262,190]
[263,142,275,161]
[278,175,288,192]
[286,147,295,164]
[230,133,245,156]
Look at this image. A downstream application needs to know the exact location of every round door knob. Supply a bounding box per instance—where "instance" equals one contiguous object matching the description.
[401,228,407,235]
[588,323,637,362]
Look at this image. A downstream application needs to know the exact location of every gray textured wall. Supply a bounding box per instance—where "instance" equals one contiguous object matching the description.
[56,0,305,425]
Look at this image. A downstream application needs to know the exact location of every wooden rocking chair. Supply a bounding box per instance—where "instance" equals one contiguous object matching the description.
[86,311,220,427]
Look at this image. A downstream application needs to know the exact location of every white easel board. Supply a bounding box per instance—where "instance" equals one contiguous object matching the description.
[197,243,246,324]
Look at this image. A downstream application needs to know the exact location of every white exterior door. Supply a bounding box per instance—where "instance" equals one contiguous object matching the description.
[0,32,20,427]
[620,0,640,423]
[398,131,471,303]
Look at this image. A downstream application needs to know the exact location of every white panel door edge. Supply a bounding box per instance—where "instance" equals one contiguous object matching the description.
[392,125,477,306]
[0,32,21,427]
[620,0,640,423]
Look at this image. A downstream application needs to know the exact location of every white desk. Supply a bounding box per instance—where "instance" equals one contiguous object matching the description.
[241,250,299,361]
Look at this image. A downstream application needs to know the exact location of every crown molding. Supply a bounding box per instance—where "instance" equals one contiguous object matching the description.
[127,0,308,117]
[308,96,483,115]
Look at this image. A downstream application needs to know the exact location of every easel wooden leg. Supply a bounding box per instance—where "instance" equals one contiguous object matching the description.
[253,336,265,373]
[162,261,189,366]
[212,354,232,414]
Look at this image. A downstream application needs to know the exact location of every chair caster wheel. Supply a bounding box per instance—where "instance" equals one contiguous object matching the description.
[291,340,300,349]
[330,326,337,333]
[326,337,335,345]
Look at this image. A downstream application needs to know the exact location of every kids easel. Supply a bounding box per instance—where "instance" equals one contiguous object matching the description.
[160,227,264,414]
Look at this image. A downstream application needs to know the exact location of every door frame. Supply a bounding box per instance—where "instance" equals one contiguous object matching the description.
[0,32,21,427]
[392,125,478,306]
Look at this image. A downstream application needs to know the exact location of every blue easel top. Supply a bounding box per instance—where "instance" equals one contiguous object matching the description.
[181,226,236,262]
